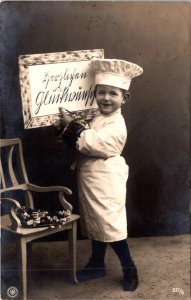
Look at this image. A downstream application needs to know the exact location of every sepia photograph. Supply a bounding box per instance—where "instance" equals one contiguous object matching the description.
[0,1,190,299]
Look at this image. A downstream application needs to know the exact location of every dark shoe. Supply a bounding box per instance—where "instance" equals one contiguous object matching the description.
[122,266,138,291]
[77,260,106,282]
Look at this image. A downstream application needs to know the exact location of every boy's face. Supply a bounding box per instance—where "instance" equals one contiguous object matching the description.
[95,85,125,115]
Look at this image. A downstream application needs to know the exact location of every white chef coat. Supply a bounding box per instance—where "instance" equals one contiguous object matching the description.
[76,108,129,242]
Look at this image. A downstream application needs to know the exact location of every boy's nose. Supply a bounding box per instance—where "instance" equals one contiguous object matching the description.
[104,93,110,100]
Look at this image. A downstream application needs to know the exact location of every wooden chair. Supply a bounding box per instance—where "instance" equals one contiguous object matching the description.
[0,138,80,300]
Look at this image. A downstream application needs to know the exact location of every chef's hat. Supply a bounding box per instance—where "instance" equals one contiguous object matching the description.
[91,59,143,91]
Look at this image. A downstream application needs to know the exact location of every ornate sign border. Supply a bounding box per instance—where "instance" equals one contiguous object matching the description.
[19,49,104,129]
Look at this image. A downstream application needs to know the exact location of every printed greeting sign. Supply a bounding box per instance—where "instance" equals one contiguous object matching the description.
[19,49,104,128]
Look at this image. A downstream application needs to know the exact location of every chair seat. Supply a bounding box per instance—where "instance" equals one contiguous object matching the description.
[1,214,80,236]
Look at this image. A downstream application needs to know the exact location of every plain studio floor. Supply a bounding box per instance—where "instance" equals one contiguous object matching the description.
[1,235,190,300]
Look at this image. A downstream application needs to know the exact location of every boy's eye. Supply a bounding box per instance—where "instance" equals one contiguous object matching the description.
[97,91,118,96]
[97,91,105,95]
[110,91,118,96]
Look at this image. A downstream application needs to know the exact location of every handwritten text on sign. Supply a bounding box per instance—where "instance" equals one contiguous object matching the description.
[29,60,97,117]
[19,49,104,128]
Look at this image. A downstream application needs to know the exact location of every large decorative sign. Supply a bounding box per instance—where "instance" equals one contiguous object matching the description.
[19,49,104,128]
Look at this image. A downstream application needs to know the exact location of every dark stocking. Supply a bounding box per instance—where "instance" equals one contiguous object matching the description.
[110,239,134,269]
[90,240,107,266]
[77,240,107,282]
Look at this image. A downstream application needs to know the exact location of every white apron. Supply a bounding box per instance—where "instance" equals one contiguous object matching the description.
[76,109,129,242]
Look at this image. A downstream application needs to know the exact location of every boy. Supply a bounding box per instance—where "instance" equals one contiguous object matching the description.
[56,59,143,291]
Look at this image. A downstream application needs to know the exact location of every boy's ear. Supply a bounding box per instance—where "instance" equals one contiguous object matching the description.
[123,91,130,103]
[122,95,128,103]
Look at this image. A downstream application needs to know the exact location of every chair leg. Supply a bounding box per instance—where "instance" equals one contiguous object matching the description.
[18,238,28,300]
[68,221,78,284]
[27,243,32,270]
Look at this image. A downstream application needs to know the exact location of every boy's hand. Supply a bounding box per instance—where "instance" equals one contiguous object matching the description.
[59,107,74,126]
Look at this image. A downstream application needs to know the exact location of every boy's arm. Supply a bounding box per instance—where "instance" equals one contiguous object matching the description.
[76,122,127,157]
[57,115,127,157]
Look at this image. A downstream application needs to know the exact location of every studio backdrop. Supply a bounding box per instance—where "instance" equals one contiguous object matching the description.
[0,1,190,237]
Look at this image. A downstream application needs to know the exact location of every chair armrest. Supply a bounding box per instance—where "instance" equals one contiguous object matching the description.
[1,198,22,231]
[27,183,72,195]
[26,183,73,213]
[59,191,73,213]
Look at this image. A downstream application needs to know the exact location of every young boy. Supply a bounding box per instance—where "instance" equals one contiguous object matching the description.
[57,59,143,291]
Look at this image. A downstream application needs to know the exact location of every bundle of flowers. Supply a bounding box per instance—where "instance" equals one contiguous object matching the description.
[16,206,71,228]
[52,107,98,143]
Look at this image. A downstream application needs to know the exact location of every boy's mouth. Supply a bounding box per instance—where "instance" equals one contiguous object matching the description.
[101,102,112,107]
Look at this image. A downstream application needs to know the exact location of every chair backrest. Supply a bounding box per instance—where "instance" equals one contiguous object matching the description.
[0,138,34,208]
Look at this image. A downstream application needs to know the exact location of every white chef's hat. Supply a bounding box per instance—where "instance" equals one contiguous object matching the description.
[91,59,143,91]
